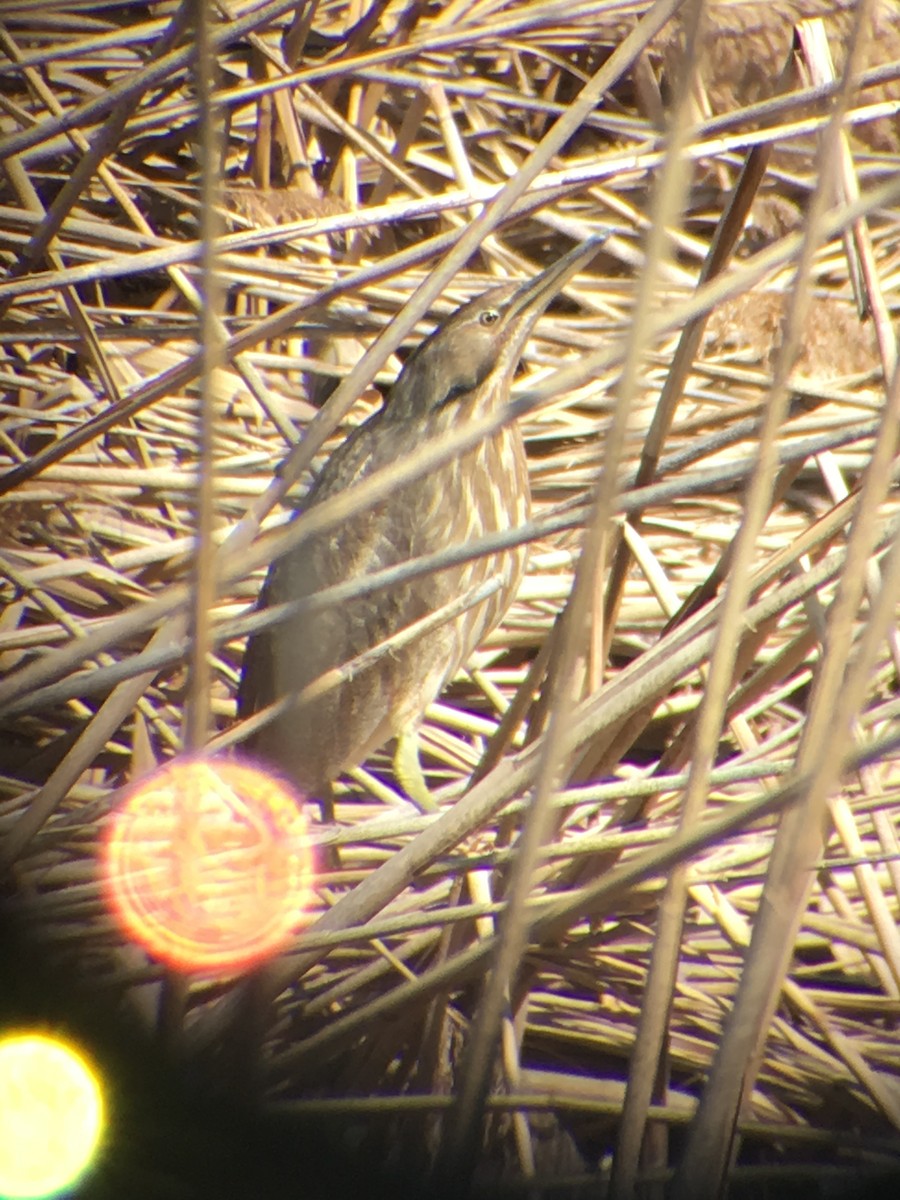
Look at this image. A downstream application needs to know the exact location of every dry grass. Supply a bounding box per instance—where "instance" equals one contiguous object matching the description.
[2,1,900,1195]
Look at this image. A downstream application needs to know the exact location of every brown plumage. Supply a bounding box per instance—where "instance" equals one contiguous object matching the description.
[238,241,597,808]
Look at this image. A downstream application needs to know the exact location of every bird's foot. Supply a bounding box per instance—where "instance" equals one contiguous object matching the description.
[394,729,439,814]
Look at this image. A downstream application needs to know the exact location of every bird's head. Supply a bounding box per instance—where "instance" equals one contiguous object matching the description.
[385,238,602,421]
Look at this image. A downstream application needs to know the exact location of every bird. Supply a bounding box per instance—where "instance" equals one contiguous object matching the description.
[238,240,598,812]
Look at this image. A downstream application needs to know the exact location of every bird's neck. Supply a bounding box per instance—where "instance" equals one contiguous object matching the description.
[386,373,512,429]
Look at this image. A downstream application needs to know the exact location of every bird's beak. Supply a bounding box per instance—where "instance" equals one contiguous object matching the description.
[506,233,607,323]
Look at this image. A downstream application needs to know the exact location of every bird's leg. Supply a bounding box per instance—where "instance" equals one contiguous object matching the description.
[319,777,336,826]
[394,727,439,813]
[320,779,341,870]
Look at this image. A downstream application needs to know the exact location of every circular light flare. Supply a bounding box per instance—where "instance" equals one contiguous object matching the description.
[0,1033,105,1199]
[103,758,315,976]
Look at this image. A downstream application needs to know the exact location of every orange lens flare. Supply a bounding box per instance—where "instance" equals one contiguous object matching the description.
[103,759,314,976]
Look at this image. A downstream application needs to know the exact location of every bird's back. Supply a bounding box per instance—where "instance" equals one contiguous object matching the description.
[238,403,529,795]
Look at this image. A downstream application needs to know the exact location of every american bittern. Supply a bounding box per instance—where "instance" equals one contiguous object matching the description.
[238,241,597,810]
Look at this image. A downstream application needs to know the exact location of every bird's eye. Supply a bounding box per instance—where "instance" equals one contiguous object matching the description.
[479,308,500,326]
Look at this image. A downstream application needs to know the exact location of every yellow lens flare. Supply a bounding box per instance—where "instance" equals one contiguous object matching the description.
[103,758,315,976]
[0,1033,105,1199]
